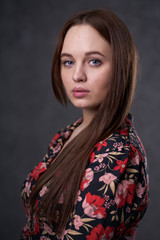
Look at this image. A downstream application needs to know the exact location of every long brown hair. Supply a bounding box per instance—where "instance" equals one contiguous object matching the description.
[30,9,137,236]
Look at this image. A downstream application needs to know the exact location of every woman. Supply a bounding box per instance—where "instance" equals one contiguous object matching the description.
[20,9,149,240]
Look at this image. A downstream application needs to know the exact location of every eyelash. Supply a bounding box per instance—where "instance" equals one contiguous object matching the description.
[62,60,74,67]
[89,59,102,66]
[61,59,102,67]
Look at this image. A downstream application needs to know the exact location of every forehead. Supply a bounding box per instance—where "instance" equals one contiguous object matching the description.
[61,24,111,54]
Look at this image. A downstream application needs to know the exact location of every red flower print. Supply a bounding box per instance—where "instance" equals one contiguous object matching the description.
[64,130,70,139]
[99,173,117,185]
[43,223,53,235]
[73,215,83,230]
[124,225,136,239]
[86,224,104,240]
[24,181,31,197]
[119,128,128,136]
[96,153,108,163]
[137,192,149,213]
[113,142,124,151]
[90,152,95,163]
[97,140,107,151]
[126,183,136,205]
[113,158,128,173]
[86,224,115,240]
[22,224,30,237]
[105,226,115,240]
[80,168,94,191]
[33,215,40,235]
[136,182,144,198]
[76,190,82,202]
[130,145,142,165]
[52,144,62,154]
[50,133,60,146]
[115,180,136,208]
[91,152,108,164]
[116,221,126,236]
[30,162,47,181]
[82,192,106,219]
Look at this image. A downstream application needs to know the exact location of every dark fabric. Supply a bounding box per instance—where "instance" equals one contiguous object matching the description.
[20,114,149,240]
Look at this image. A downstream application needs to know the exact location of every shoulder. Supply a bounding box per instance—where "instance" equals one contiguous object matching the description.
[82,113,148,203]
[92,113,146,159]
[89,113,148,180]
[89,115,131,165]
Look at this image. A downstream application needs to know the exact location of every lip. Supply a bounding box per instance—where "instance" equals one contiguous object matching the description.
[72,87,90,98]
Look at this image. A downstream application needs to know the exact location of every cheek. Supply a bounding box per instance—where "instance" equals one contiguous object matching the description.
[93,74,111,93]
[61,69,66,84]
[61,68,73,80]
[92,72,111,102]
[61,71,70,89]
[100,69,112,91]
[91,64,112,84]
[61,73,74,99]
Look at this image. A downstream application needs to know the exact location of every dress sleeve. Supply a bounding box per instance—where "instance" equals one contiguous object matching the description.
[61,133,149,240]
[19,199,31,239]
[19,130,63,240]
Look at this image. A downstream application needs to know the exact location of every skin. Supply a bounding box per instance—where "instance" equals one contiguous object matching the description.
[60,24,112,140]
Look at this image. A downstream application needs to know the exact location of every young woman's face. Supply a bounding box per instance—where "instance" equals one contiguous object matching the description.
[60,24,112,112]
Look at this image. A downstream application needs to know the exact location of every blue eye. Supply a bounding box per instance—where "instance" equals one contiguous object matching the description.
[90,59,101,66]
[63,60,74,67]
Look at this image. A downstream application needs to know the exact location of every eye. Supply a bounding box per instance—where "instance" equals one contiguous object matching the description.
[62,60,74,67]
[89,59,102,66]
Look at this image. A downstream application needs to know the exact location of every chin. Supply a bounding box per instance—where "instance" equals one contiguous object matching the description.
[71,103,99,111]
[69,99,87,108]
[69,98,100,110]
[72,103,87,109]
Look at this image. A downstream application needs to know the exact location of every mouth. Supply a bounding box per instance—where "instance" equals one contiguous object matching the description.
[72,87,90,98]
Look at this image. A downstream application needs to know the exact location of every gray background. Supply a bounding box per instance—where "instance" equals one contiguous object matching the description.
[0,0,159,239]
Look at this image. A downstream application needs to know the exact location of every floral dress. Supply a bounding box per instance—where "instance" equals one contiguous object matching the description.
[20,114,149,240]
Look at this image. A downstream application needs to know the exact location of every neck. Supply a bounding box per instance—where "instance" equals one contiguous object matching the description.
[63,108,96,146]
[80,108,96,129]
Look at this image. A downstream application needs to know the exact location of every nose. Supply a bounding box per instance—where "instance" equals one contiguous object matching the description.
[72,64,87,82]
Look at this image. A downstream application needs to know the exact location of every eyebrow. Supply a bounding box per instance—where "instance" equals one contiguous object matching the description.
[60,51,105,58]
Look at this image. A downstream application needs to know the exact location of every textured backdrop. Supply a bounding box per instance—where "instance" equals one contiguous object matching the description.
[0,0,159,239]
